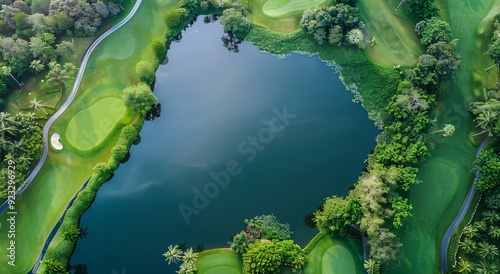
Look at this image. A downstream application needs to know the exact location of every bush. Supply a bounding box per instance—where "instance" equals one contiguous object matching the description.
[122,84,158,115]
[52,240,74,264]
[163,9,181,28]
[135,61,155,85]
[151,38,167,62]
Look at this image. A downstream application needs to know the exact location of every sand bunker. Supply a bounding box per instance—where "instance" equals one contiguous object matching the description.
[51,133,63,150]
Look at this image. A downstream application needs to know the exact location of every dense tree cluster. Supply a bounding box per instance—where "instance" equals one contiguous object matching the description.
[122,83,158,115]
[227,215,306,273]
[0,0,122,95]
[299,3,363,47]
[242,240,307,274]
[473,149,500,192]
[452,185,500,273]
[409,0,440,21]
[0,111,43,201]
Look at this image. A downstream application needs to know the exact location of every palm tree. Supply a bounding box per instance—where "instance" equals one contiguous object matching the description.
[30,97,48,115]
[364,259,380,274]
[474,110,498,136]
[459,238,477,254]
[482,210,500,224]
[462,224,479,239]
[456,258,474,273]
[488,226,500,239]
[474,220,488,233]
[475,261,499,274]
[30,59,45,73]
[78,227,89,239]
[477,242,499,259]
[9,140,26,155]
[430,124,455,136]
[1,66,22,86]
[162,245,183,265]
[176,261,195,274]
[182,247,198,266]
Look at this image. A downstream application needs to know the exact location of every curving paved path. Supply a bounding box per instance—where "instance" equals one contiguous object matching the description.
[440,136,492,274]
[0,0,143,214]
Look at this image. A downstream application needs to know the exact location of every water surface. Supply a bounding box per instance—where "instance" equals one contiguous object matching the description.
[71,18,379,273]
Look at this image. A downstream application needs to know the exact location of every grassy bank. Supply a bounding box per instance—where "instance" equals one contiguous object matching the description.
[0,0,179,272]
[387,0,498,273]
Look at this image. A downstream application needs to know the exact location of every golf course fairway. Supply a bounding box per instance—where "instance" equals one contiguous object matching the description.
[66,97,126,151]
[262,0,328,17]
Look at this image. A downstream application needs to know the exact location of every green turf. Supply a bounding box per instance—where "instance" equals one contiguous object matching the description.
[358,0,423,66]
[0,0,180,272]
[263,0,327,18]
[196,248,243,274]
[303,233,363,274]
[65,97,126,151]
[387,0,499,273]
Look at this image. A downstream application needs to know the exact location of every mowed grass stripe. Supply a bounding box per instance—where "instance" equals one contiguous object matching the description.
[196,248,242,274]
[358,0,423,66]
[263,0,327,18]
[66,97,126,151]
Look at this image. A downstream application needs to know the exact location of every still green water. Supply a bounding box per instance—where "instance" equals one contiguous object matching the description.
[70,18,379,273]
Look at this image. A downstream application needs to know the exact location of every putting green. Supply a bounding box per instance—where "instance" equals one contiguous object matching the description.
[196,249,242,274]
[263,0,327,18]
[322,245,356,274]
[303,233,362,274]
[66,97,126,151]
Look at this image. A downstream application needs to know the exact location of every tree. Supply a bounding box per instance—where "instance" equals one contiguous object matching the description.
[473,149,500,192]
[94,1,109,18]
[462,224,478,239]
[410,0,440,20]
[475,261,498,274]
[56,40,74,56]
[347,28,364,48]
[415,18,452,46]
[487,38,500,65]
[135,61,155,85]
[459,238,477,254]
[315,196,362,234]
[430,124,455,136]
[230,231,250,254]
[244,214,293,240]
[63,226,80,241]
[122,84,158,115]
[364,259,380,274]
[151,38,166,61]
[220,8,251,34]
[30,59,45,73]
[243,242,283,274]
[46,61,77,92]
[163,244,183,265]
[488,226,500,239]
[1,66,22,86]
[43,259,66,273]
[477,241,499,259]
[389,197,412,228]
[163,9,181,28]
[181,248,198,267]
[456,258,474,274]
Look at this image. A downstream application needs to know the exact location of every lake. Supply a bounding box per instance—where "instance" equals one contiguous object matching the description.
[70,17,379,273]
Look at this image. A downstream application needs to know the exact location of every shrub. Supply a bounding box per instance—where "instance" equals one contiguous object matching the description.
[163,9,181,28]
[135,61,155,85]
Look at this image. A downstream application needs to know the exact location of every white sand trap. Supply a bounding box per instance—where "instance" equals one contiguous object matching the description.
[51,133,63,150]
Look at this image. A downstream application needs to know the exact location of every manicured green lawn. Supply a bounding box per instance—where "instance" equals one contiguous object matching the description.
[0,0,180,273]
[358,0,423,66]
[196,248,243,274]
[65,97,126,151]
[249,0,333,33]
[262,0,327,18]
[303,233,363,274]
[388,0,499,273]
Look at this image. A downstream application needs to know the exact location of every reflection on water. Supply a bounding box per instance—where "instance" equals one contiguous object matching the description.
[70,18,379,273]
